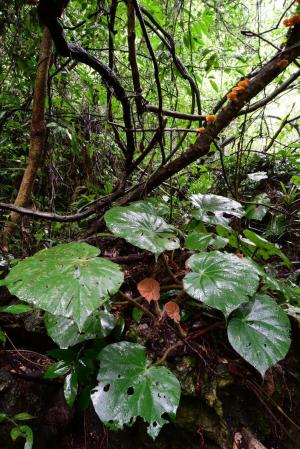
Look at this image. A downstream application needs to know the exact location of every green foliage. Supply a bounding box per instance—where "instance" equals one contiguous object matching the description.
[44,308,116,348]
[91,342,181,439]
[1,243,124,330]
[64,372,78,408]
[0,412,34,449]
[11,426,33,449]
[1,0,300,443]
[228,295,291,377]
[245,193,270,221]
[0,304,32,314]
[44,361,71,379]
[183,251,260,317]
[191,194,244,227]
[0,328,6,345]
[105,202,180,257]
[243,229,290,266]
[0,195,295,434]
[185,231,212,251]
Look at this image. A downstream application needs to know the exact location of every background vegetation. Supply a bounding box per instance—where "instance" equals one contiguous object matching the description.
[0,1,300,448]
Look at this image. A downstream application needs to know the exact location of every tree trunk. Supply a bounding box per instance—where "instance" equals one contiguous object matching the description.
[2,27,52,246]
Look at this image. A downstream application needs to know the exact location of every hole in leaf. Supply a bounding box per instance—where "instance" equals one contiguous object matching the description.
[155,381,160,386]
[161,412,169,420]
[117,374,121,379]
[153,421,157,427]
[103,384,110,392]
[127,386,134,396]
[157,393,161,398]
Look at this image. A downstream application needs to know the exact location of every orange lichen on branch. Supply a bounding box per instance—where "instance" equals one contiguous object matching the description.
[227,78,250,102]
[197,127,206,134]
[206,114,217,124]
[238,78,250,88]
[226,91,238,101]
[232,86,245,94]
[276,58,289,69]
[283,14,300,27]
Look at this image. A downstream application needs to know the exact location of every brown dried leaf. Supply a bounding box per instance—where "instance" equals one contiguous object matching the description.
[164,301,180,323]
[137,278,160,303]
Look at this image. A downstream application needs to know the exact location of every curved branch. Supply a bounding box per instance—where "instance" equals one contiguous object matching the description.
[37,0,136,170]
[145,105,205,121]
[141,6,202,118]
[127,0,143,114]
[0,188,124,222]
[133,0,164,144]
[121,25,300,202]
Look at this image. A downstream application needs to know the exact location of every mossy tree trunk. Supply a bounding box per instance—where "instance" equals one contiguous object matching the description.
[1,27,52,248]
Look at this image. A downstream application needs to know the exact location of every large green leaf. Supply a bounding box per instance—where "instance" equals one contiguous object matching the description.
[91,342,181,439]
[228,294,291,376]
[245,193,270,221]
[127,199,168,217]
[191,194,244,226]
[243,229,290,266]
[104,205,179,257]
[185,231,212,251]
[2,243,124,330]
[45,308,116,348]
[183,251,260,317]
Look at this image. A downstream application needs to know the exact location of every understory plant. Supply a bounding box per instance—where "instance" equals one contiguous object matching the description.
[0,195,297,439]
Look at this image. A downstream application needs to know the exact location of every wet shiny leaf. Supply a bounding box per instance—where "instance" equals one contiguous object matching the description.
[191,193,244,226]
[185,232,212,251]
[64,372,78,408]
[183,251,260,317]
[45,308,116,348]
[91,342,181,439]
[104,205,179,257]
[127,199,167,217]
[245,193,270,221]
[2,243,124,330]
[228,294,291,377]
[243,229,290,267]
[247,171,268,182]
[44,360,70,379]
